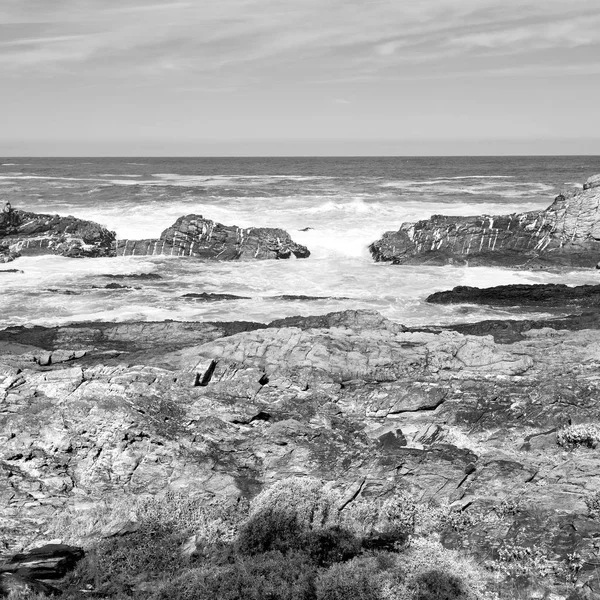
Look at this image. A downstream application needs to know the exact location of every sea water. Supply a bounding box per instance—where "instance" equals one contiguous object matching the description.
[0,156,598,328]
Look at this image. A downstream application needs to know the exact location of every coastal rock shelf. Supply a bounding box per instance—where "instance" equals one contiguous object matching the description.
[117,214,310,260]
[370,174,600,268]
[4,308,600,596]
[0,210,116,260]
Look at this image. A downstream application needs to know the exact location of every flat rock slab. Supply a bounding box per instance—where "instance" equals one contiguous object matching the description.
[427,283,600,308]
[1,544,84,580]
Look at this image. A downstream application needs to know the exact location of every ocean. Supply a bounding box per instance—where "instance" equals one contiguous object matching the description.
[1,156,599,329]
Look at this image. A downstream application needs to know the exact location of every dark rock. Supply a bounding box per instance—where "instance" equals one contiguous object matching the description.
[181,292,251,301]
[116,214,310,260]
[91,283,139,290]
[101,273,162,280]
[46,288,83,295]
[271,294,351,301]
[427,283,600,308]
[1,543,84,580]
[0,269,22,274]
[370,175,600,268]
[444,311,600,343]
[0,210,115,259]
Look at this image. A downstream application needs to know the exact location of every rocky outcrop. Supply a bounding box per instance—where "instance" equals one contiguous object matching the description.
[1,544,84,580]
[0,210,116,259]
[116,214,310,260]
[370,174,600,268]
[427,283,600,308]
[0,244,20,264]
[5,309,600,594]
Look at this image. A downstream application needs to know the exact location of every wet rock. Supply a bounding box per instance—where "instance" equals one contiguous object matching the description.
[101,273,162,280]
[427,284,600,308]
[271,294,351,301]
[370,175,600,268]
[116,214,310,260]
[182,292,251,301]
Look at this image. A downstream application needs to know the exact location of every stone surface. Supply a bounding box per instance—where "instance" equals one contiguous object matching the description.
[0,210,116,259]
[369,176,600,268]
[3,309,600,594]
[1,544,84,580]
[116,214,310,260]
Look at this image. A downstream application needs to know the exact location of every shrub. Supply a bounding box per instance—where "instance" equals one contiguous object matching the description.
[237,478,343,554]
[59,493,247,597]
[315,557,382,600]
[557,424,600,448]
[389,538,487,600]
[151,550,317,600]
[494,542,554,578]
[413,569,469,600]
[585,490,600,517]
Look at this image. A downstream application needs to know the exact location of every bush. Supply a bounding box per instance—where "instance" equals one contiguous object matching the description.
[237,478,343,554]
[152,551,317,600]
[413,570,469,600]
[585,490,600,517]
[557,423,600,448]
[388,538,487,600]
[315,557,382,600]
[60,493,246,597]
[302,527,361,566]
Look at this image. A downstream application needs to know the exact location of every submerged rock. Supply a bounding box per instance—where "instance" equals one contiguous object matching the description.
[182,292,251,301]
[370,174,600,268]
[0,210,116,259]
[117,214,310,260]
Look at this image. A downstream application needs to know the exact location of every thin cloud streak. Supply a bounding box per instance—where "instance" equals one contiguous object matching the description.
[1,0,599,77]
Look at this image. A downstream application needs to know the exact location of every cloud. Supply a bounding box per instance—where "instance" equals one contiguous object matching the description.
[0,0,599,83]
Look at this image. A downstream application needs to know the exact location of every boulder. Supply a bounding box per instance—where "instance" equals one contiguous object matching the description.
[116,214,310,260]
[0,544,84,580]
[370,175,600,268]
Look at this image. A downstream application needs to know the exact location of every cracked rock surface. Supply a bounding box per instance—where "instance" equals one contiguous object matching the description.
[2,309,600,592]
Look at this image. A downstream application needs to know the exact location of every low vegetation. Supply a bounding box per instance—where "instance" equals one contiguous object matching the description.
[557,423,600,448]
[11,478,503,600]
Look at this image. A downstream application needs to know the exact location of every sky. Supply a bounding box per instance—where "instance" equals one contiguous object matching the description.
[1,0,600,156]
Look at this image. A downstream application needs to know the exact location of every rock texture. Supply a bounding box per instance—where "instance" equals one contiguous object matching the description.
[5,309,600,595]
[0,210,116,259]
[427,283,600,308]
[370,174,600,268]
[116,214,310,260]
[1,544,84,580]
